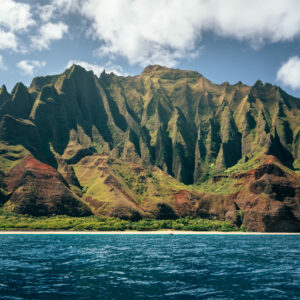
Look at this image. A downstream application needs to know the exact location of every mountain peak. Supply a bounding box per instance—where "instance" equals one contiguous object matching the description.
[142,65,202,81]
[11,82,27,96]
[63,64,87,77]
[66,64,84,75]
[143,65,164,73]
[29,74,59,93]
[70,63,85,72]
[253,79,264,88]
[0,85,7,94]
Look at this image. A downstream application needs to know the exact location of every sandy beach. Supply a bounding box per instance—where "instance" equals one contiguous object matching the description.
[0,230,299,235]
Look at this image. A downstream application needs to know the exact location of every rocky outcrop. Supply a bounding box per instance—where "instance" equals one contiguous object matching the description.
[152,203,177,220]
[173,190,240,224]
[4,156,91,216]
[172,160,300,232]
[0,83,34,120]
[0,115,40,151]
[236,161,300,232]
[108,206,142,221]
[57,158,81,188]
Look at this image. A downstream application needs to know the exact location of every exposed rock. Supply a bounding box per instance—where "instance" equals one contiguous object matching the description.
[0,115,40,152]
[254,163,285,180]
[57,158,81,188]
[225,210,242,227]
[172,161,300,232]
[153,203,177,220]
[65,147,97,164]
[236,162,300,232]
[108,206,142,221]
[4,156,91,216]
[173,190,198,217]
[173,189,238,221]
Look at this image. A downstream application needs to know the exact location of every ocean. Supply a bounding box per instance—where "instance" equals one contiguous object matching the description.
[0,234,299,299]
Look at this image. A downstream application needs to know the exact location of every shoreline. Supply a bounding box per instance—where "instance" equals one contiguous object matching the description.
[0,230,299,235]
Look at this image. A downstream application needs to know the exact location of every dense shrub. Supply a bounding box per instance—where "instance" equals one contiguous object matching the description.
[0,210,240,231]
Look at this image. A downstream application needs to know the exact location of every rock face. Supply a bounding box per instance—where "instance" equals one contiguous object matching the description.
[173,190,238,221]
[236,161,300,232]
[1,64,299,184]
[4,156,91,216]
[0,64,299,231]
[172,160,300,232]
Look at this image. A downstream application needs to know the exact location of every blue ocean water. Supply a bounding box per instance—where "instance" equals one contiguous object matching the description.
[0,234,299,299]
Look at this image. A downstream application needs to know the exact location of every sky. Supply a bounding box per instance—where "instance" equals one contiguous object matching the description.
[1,0,300,97]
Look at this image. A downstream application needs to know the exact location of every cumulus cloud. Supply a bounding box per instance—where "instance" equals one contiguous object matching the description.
[17,60,46,75]
[38,0,80,21]
[0,30,18,51]
[31,22,68,50]
[277,56,300,90]
[4,0,300,69]
[0,0,35,32]
[66,60,125,76]
[38,4,56,22]
[205,0,300,44]
[50,0,80,13]
[78,0,300,66]
[81,0,201,66]
[0,55,7,70]
[31,0,300,67]
[0,0,35,52]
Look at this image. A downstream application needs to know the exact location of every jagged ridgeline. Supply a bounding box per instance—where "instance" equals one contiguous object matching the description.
[0,64,300,232]
[0,64,299,183]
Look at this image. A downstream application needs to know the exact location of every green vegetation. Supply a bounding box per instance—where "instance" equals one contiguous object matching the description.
[195,176,242,194]
[0,143,28,173]
[224,153,264,175]
[0,210,239,231]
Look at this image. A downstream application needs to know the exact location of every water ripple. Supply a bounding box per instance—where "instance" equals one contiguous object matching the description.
[0,235,299,299]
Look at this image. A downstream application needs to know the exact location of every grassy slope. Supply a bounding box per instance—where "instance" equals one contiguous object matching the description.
[0,143,29,174]
[73,154,188,216]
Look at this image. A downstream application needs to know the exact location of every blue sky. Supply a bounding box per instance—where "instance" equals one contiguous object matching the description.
[1,0,300,97]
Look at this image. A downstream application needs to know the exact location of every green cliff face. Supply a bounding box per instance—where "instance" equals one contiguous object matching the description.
[3,64,299,182]
[0,64,299,231]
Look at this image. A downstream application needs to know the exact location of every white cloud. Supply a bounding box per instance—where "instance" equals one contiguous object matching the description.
[0,0,35,52]
[0,55,6,70]
[31,22,68,50]
[76,0,300,67]
[66,60,125,76]
[277,56,300,90]
[206,0,300,47]
[51,0,80,13]
[38,0,80,22]
[0,0,35,32]
[3,0,300,69]
[17,60,46,76]
[81,0,201,67]
[38,4,56,22]
[0,30,18,51]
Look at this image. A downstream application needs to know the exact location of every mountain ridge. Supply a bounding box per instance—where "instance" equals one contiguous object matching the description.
[0,64,299,232]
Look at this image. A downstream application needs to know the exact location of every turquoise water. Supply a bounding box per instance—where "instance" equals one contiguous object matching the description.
[0,234,299,299]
